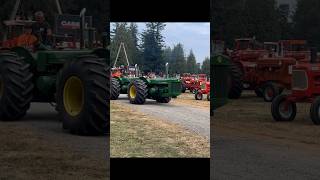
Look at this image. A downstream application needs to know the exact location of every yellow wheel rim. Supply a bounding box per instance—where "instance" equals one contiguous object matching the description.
[63,76,84,116]
[129,85,136,99]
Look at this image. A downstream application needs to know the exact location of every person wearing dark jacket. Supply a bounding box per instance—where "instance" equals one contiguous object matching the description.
[32,11,53,46]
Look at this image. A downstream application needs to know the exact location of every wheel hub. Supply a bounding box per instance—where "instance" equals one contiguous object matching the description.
[267,87,273,98]
[129,85,136,99]
[279,101,293,118]
[63,76,84,117]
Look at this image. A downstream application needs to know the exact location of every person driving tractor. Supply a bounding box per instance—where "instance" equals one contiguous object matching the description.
[31,11,53,46]
[16,25,37,48]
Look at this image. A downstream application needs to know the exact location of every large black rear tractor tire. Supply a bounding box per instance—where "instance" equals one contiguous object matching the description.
[0,52,33,120]
[228,62,243,99]
[128,79,148,104]
[156,97,171,103]
[271,94,296,122]
[263,82,280,102]
[310,97,320,125]
[56,55,109,135]
[111,78,120,100]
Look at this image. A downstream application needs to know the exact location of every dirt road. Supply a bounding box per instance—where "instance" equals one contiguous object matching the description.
[212,91,320,179]
[0,103,109,179]
[115,94,210,139]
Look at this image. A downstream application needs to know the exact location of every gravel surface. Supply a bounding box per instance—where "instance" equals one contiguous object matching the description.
[115,94,210,139]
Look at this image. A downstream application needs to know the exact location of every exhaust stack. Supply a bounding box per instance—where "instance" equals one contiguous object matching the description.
[79,8,86,49]
[165,62,169,78]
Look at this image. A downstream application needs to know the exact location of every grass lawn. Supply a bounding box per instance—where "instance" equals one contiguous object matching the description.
[110,101,210,157]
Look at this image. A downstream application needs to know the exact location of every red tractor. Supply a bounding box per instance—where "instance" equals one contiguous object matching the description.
[181,73,200,93]
[195,80,210,101]
[271,48,320,124]
[228,38,314,101]
[280,40,310,61]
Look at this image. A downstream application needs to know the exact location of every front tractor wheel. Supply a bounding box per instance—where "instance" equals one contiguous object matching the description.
[310,97,320,125]
[271,94,296,122]
[195,92,203,100]
[56,55,109,135]
[207,92,210,101]
[263,82,280,102]
[128,79,147,104]
[0,53,33,120]
[111,78,120,100]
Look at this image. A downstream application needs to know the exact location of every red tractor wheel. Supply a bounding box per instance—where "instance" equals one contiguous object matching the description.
[195,92,203,100]
[310,97,320,125]
[254,87,263,97]
[192,89,197,94]
[271,94,296,121]
[263,82,280,102]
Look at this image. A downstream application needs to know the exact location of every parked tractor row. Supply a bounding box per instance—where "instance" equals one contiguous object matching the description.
[218,38,314,102]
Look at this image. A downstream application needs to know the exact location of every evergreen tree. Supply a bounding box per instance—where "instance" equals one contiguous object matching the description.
[140,22,166,73]
[171,43,186,74]
[293,0,320,49]
[201,57,210,75]
[186,50,197,74]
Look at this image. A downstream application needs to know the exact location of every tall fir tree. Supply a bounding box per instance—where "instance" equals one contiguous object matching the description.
[171,43,186,74]
[140,22,166,73]
[201,57,210,75]
[186,50,197,74]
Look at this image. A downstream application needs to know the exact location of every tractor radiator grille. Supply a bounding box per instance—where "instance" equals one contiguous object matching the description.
[292,70,308,90]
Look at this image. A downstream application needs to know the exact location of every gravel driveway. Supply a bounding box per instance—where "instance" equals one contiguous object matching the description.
[115,94,210,139]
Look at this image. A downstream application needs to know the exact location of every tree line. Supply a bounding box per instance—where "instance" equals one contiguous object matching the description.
[110,22,210,76]
[212,0,320,49]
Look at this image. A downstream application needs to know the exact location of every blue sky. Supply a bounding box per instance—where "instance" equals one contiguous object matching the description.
[111,22,210,64]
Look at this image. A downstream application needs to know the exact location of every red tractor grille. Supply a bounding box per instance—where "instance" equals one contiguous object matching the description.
[292,70,308,90]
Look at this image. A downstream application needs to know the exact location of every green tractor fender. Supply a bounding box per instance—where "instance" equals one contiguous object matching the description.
[211,54,231,114]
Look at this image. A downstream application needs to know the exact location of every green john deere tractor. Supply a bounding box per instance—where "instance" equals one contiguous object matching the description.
[211,40,242,116]
[111,63,182,104]
[0,10,109,135]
